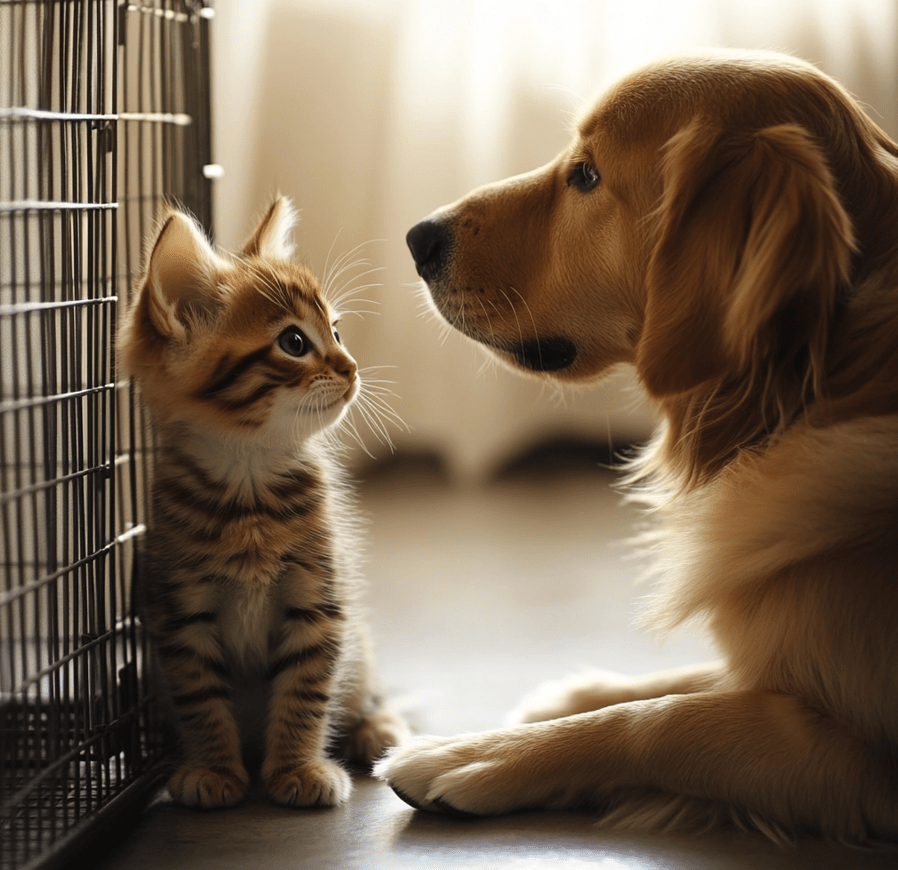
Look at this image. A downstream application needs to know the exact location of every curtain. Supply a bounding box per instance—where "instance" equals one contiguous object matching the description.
[211,0,897,480]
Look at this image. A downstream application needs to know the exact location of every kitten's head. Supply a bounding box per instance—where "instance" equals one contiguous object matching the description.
[119,197,358,442]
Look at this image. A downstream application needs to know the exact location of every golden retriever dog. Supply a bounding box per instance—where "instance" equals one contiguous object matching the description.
[375,50,898,843]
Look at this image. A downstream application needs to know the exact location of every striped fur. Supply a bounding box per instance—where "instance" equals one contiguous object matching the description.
[119,198,408,809]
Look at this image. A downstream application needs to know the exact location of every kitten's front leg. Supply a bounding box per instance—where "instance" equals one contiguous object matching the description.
[262,602,352,807]
[152,610,249,808]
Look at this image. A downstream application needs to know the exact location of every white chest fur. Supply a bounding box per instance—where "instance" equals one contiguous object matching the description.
[218,582,275,665]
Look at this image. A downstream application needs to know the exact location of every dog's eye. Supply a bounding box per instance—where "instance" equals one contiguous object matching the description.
[567,162,601,193]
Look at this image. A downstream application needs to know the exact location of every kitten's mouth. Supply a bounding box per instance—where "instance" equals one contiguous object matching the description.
[315,380,357,411]
[342,378,359,403]
[316,396,349,412]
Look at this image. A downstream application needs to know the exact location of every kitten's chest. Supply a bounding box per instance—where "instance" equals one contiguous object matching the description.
[218,583,276,664]
[157,457,330,580]
[212,512,298,581]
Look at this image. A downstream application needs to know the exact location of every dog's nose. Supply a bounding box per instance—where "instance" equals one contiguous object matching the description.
[407,218,450,282]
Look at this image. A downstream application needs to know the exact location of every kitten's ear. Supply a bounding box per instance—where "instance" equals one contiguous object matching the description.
[241,196,297,260]
[144,211,226,339]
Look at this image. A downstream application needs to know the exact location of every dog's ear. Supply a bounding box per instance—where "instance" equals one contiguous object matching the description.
[636,118,855,398]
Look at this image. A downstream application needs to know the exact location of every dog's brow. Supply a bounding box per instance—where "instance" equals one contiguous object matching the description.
[577,114,600,139]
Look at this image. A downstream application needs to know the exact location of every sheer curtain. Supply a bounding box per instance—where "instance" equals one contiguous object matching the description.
[212,0,897,479]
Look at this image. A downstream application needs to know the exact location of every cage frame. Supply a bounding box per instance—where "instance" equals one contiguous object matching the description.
[1,2,215,868]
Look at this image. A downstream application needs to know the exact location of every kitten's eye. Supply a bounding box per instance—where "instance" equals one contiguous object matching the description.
[567,161,601,193]
[277,328,309,357]
[332,326,341,344]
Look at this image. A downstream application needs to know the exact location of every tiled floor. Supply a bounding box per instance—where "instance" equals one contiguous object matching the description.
[96,455,898,870]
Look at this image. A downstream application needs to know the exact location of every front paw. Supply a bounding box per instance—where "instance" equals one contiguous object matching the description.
[374,733,526,817]
[339,704,412,768]
[264,759,352,807]
[169,764,249,809]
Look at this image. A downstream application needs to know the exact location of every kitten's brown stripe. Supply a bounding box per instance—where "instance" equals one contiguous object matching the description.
[267,644,334,681]
[203,346,271,397]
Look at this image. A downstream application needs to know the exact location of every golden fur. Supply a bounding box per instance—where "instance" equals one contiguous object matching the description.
[376,51,898,842]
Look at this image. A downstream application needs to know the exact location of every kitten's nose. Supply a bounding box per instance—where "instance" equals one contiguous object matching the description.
[329,353,357,380]
[406,218,451,283]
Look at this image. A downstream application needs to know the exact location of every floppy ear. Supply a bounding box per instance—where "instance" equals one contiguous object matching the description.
[241,195,297,260]
[143,210,227,341]
[636,118,855,398]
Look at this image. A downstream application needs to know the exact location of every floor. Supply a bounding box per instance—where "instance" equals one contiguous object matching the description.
[96,452,898,870]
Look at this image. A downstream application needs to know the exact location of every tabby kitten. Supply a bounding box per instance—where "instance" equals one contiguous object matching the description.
[119,197,408,809]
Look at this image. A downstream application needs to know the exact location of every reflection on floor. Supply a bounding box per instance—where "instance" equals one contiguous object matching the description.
[97,452,897,870]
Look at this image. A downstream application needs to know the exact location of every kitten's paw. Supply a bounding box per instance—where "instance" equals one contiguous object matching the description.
[168,764,249,809]
[341,704,412,768]
[264,759,352,808]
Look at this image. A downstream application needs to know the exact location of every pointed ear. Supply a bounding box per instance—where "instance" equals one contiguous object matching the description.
[241,196,298,260]
[636,119,855,398]
[143,210,227,340]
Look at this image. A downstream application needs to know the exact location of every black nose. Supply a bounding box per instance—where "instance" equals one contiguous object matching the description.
[406,218,451,282]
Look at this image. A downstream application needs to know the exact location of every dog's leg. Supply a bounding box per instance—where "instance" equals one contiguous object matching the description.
[376,689,897,841]
[506,661,724,723]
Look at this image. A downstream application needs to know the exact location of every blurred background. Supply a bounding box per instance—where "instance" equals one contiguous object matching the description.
[211,0,898,481]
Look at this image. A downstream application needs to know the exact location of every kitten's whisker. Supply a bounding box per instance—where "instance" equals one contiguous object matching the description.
[339,415,376,458]
[329,269,385,307]
[334,289,382,306]
[333,286,383,304]
[339,311,381,320]
[336,302,382,319]
[331,264,383,289]
[323,242,384,302]
[358,367,400,387]
[349,398,392,449]
[361,384,401,399]
[356,412,393,451]
[359,392,407,431]
[325,239,375,283]
[321,230,350,298]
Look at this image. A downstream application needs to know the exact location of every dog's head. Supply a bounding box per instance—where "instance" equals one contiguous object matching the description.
[408,50,898,481]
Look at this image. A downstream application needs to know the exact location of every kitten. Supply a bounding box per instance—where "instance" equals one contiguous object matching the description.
[118,197,408,809]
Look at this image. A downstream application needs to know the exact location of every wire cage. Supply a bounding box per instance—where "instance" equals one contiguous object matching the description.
[1,2,214,868]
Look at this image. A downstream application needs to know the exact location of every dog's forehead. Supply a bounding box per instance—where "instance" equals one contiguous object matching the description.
[577,52,830,146]
[577,65,695,146]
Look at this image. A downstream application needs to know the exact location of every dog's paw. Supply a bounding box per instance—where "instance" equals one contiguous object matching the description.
[374,730,542,817]
[506,670,631,724]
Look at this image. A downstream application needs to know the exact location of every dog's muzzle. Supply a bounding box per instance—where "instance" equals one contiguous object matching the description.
[406,215,578,373]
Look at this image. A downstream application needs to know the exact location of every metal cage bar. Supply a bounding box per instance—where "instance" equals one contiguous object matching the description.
[0,2,214,868]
